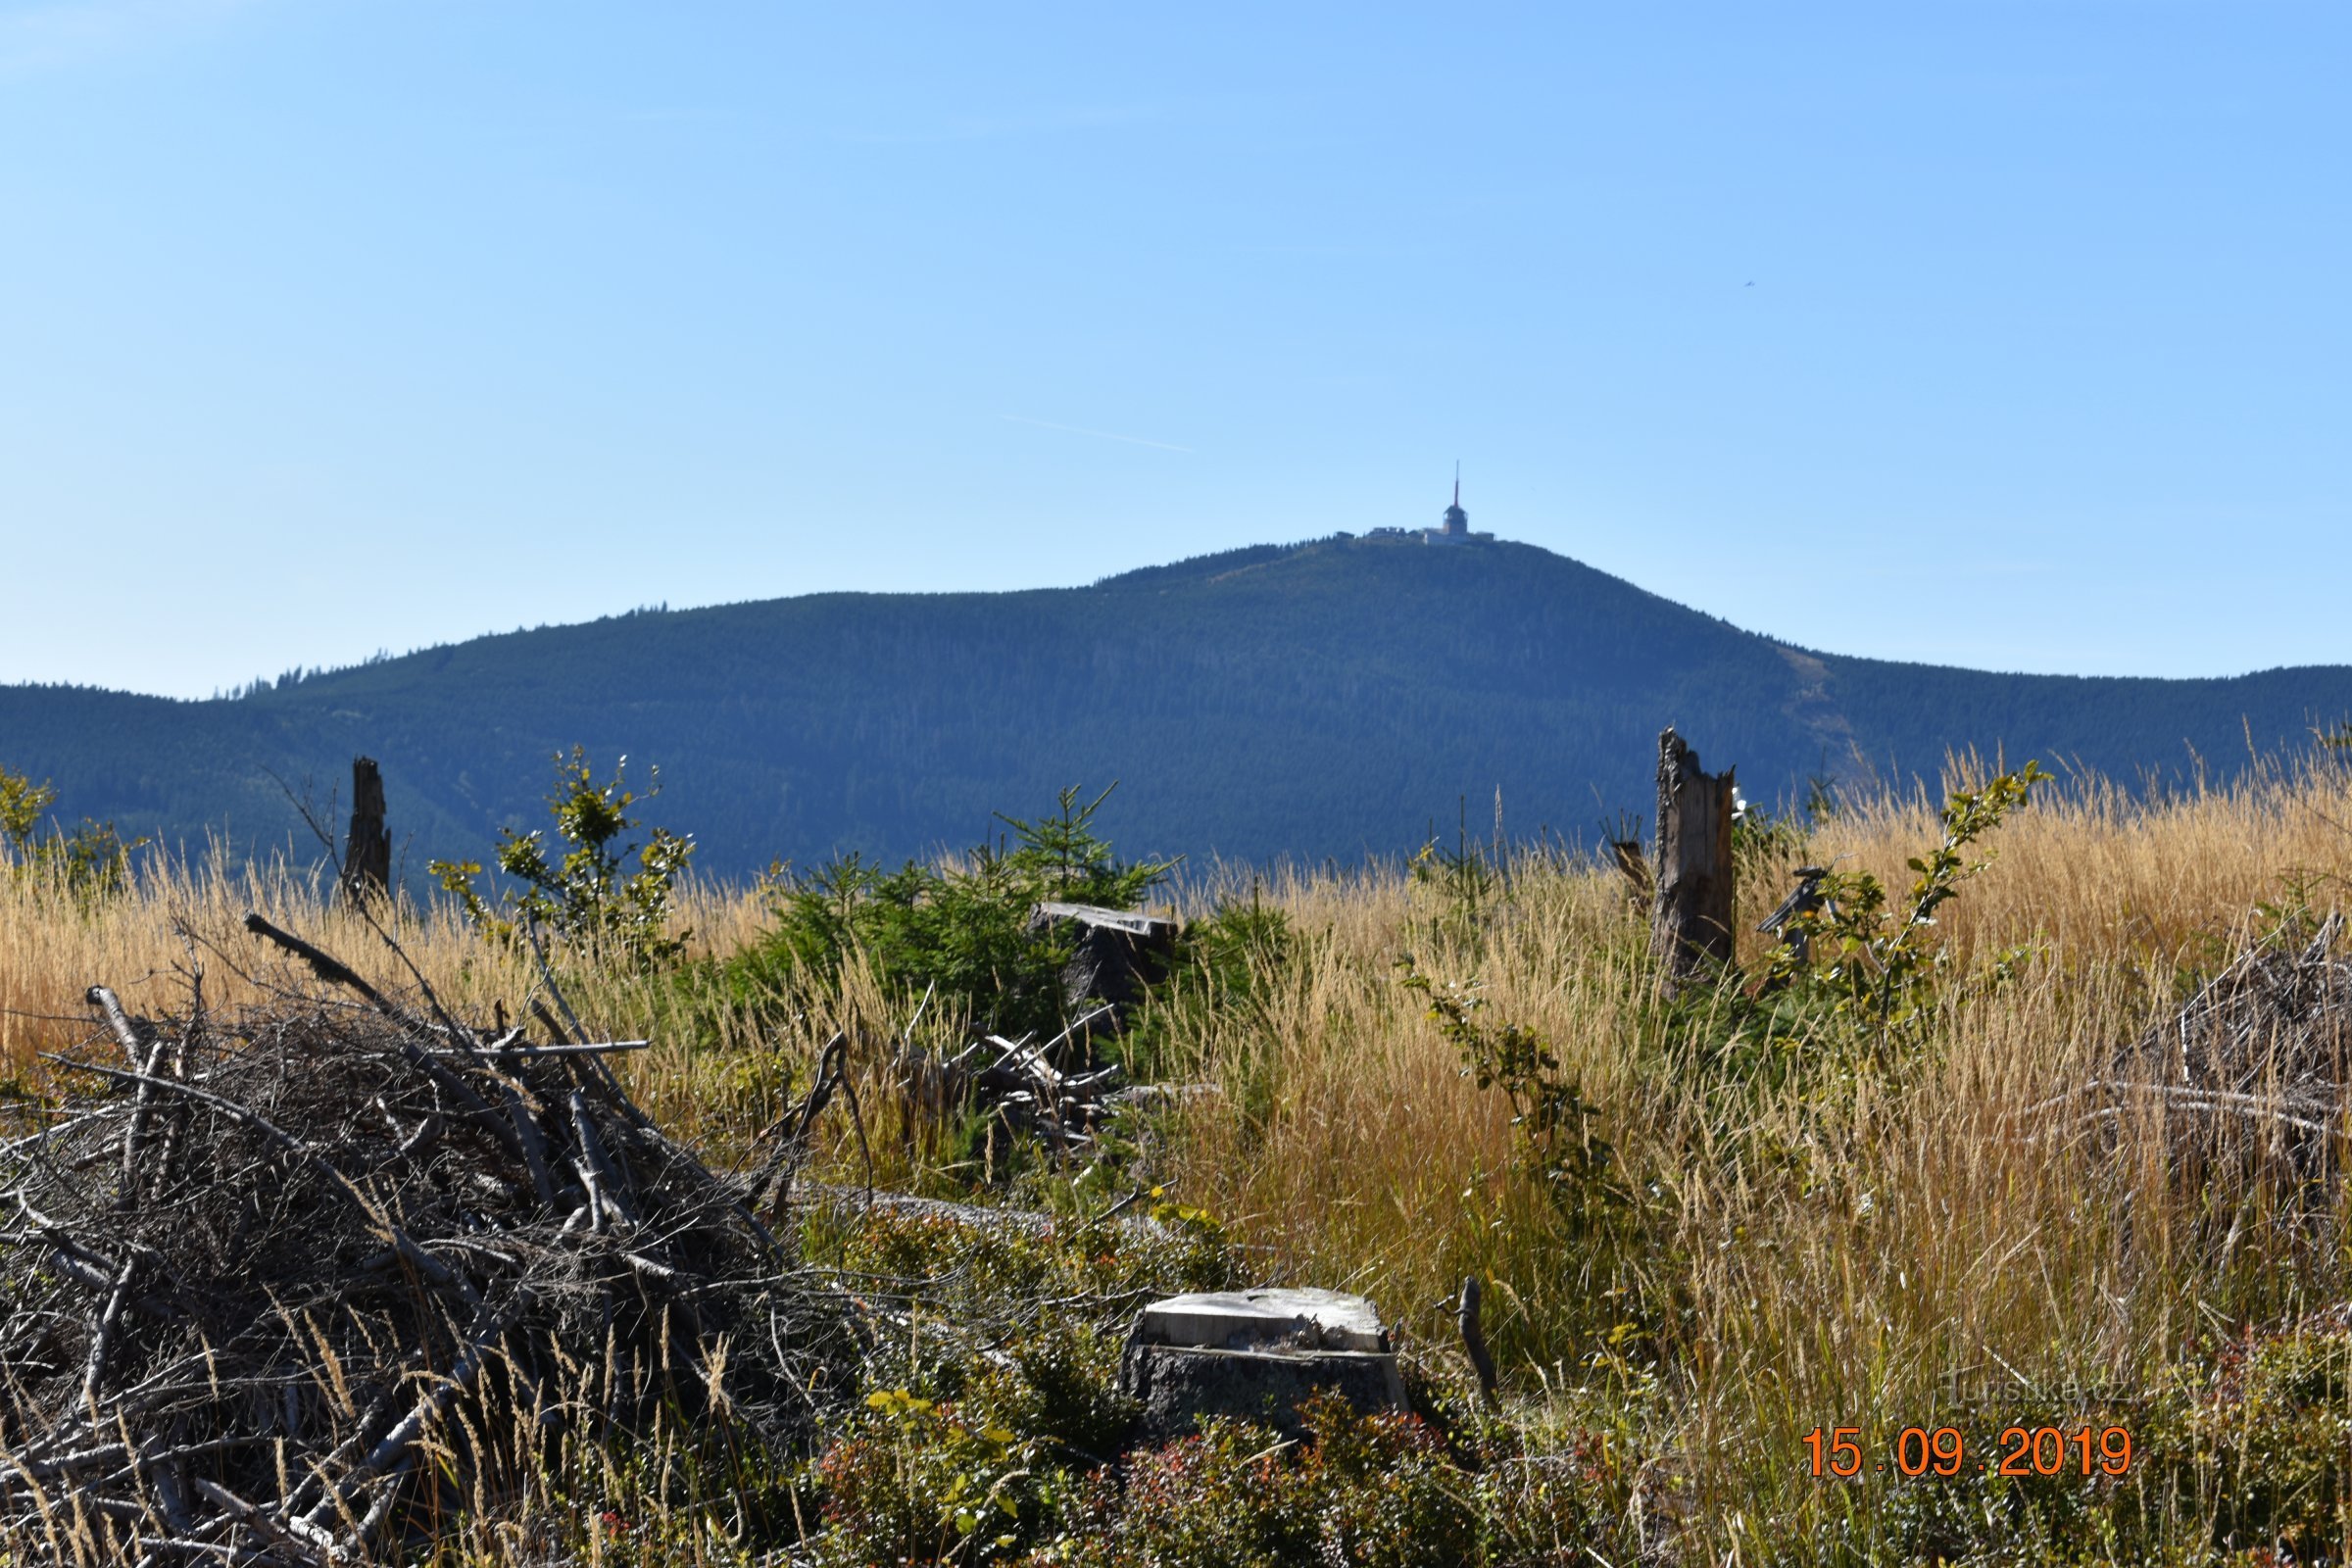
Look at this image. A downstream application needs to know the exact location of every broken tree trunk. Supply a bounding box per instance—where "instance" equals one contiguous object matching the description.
[1649,727,1736,987]
[341,756,391,903]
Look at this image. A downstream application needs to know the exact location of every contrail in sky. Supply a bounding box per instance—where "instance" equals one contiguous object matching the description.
[1000,415,1193,454]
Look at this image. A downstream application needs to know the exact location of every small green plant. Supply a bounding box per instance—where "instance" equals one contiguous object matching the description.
[0,762,147,903]
[1411,798,1507,939]
[1400,959,1611,1200]
[1397,956,1625,1236]
[1397,960,1675,1373]
[430,747,694,966]
[2249,865,2341,954]
[1030,1395,1479,1568]
[1762,761,2049,1034]
[815,1389,1037,1565]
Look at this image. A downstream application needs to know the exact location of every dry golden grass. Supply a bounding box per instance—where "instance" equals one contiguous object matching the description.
[6,751,2350,1559]
[1136,753,2352,1552]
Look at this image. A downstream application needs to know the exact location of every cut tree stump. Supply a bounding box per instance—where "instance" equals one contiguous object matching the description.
[1117,1288,1405,1442]
[1650,727,1736,987]
[1028,902,1180,1035]
[341,757,391,903]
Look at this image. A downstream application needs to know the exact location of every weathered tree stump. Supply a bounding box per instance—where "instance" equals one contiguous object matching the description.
[1650,727,1736,986]
[341,757,391,903]
[1117,1289,1405,1443]
[1028,902,1180,1034]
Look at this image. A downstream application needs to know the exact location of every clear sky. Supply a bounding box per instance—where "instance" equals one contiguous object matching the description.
[3,1,2344,698]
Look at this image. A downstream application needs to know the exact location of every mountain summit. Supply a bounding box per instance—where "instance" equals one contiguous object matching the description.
[4,536,2345,876]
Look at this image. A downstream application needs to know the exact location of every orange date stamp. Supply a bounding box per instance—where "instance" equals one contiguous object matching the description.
[1802,1425,2133,1479]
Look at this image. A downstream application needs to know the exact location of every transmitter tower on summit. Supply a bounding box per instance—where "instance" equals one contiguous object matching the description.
[1424,464,1489,545]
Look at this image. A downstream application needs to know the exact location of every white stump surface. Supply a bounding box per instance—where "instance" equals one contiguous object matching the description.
[1135,1288,1389,1353]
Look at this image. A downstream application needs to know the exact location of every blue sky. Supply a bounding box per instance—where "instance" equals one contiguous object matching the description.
[2,1,2344,697]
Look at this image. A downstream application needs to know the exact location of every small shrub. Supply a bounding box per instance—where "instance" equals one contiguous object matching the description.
[1759,761,2049,1037]
[2160,1317,2352,1556]
[817,1208,1236,1338]
[1022,1394,1476,1568]
[1411,800,1509,941]
[1397,956,1622,1227]
[1118,885,1294,1084]
[0,762,147,903]
[995,1324,1139,1463]
[430,747,693,966]
[800,1205,1237,1566]
[760,784,1173,1040]
[814,1389,1045,1566]
[1462,1418,1639,1567]
[1862,1318,2352,1567]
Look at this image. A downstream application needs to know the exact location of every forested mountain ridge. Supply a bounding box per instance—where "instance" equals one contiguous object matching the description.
[3,534,2346,879]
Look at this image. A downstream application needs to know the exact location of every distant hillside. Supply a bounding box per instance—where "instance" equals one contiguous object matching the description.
[4,535,2347,880]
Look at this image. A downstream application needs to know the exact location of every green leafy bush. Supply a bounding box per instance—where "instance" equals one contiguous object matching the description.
[1851,1317,2352,1567]
[1760,761,2049,1035]
[761,785,1173,1039]
[814,1390,1046,1566]
[430,747,694,966]
[0,761,146,903]
[797,1205,1226,1565]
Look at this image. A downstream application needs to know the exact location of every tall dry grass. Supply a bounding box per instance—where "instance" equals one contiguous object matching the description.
[0,853,797,1146]
[6,752,2351,1556]
[1136,751,2352,1553]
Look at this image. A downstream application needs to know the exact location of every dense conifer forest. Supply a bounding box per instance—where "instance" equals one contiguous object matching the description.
[3,534,2346,878]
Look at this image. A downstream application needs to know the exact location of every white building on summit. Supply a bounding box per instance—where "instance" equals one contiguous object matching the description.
[1424,469,1494,546]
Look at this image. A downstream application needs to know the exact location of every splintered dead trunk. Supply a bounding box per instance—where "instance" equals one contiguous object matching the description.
[1650,727,1735,986]
[342,756,391,902]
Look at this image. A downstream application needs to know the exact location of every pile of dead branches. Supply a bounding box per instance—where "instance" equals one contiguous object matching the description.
[2028,916,2352,1175]
[895,1004,1125,1157]
[2145,915,2352,1119]
[888,1001,1214,1164]
[0,914,845,1566]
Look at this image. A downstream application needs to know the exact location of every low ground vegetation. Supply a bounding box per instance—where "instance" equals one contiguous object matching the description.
[4,750,2352,1563]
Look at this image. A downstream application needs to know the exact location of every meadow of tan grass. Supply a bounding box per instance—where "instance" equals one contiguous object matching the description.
[1141,753,2352,1555]
[5,749,2350,1559]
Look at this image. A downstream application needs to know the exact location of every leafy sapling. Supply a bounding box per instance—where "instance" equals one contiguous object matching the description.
[0,762,148,903]
[431,747,694,966]
[1761,760,2048,1031]
[1397,956,1620,1223]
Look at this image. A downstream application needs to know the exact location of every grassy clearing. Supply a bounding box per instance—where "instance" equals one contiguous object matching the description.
[5,752,2352,1563]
